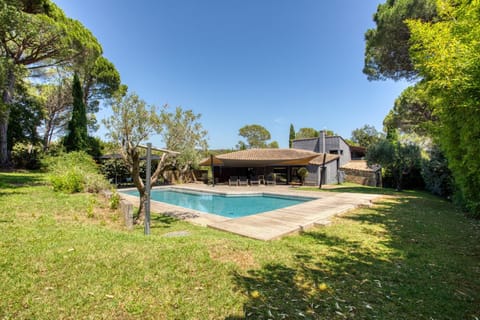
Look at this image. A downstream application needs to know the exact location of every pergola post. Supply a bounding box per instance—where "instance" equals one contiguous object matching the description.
[210,154,215,187]
[144,143,151,235]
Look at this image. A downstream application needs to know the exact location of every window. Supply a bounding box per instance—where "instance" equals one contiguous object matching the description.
[329,150,343,155]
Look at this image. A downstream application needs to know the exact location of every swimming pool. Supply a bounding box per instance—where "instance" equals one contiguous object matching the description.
[123,188,314,218]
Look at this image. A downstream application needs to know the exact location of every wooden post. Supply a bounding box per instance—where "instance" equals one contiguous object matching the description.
[319,153,327,189]
[120,200,133,230]
[210,154,215,187]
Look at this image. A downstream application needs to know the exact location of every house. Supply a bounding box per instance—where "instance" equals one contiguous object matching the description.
[200,131,381,187]
[292,131,380,186]
[200,148,341,185]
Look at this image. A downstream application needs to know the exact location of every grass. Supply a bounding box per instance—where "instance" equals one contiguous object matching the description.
[299,182,405,196]
[1,172,479,319]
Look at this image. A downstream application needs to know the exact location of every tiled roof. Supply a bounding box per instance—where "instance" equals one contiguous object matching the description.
[309,154,341,165]
[200,148,340,167]
[341,160,380,172]
[216,148,319,161]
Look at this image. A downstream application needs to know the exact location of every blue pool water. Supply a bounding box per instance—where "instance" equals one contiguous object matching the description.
[123,188,314,218]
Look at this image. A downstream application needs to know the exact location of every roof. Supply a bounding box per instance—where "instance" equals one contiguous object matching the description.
[348,145,367,153]
[200,148,340,167]
[340,160,380,172]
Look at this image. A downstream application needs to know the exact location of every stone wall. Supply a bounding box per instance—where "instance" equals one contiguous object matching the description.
[342,168,380,187]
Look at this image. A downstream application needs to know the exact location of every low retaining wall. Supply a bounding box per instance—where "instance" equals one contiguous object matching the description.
[342,168,380,187]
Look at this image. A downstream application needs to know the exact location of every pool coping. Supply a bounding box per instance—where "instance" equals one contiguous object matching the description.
[119,184,383,241]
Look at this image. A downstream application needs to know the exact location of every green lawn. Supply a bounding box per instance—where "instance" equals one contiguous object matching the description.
[1,172,479,319]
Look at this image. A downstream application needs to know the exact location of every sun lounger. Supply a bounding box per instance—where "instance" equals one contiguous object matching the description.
[238,176,248,186]
[228,176,239,186]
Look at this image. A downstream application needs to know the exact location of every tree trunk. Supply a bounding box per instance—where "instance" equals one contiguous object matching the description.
[395,169,403,191]
[136,189,146,224]
[0,110,9,166]
[129,150,146,224]
[0,67,15,167]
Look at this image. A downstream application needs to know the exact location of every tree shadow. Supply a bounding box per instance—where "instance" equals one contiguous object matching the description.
[150,214,178,228]
[0,173,44,197]
[227,195,480,319]
[0,173,44,188]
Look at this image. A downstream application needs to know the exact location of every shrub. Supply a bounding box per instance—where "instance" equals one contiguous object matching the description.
[109,191,121,210]
[11,143,42,170]
[297,167,308,185]
[421,147,453,199]
[42,151,109,194]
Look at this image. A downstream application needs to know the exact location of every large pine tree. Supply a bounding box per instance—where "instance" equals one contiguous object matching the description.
[64,73,88,152]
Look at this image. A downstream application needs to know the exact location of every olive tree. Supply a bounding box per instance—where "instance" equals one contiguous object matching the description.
[103,92,208,223]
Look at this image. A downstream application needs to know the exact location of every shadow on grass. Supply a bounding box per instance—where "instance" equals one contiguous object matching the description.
[227,195,480,319]
[150,214,178,228]
[299,185,405,196]
[0,172,44,189]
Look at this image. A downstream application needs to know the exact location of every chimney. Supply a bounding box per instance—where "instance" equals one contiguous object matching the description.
[321,130,326,153]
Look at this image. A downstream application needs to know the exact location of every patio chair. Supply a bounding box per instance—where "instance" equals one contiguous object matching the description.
[266,175,276,185]
[250,176,260,186]
[228,176,239,186]
[238,176,249,186]
[257,175,265,185]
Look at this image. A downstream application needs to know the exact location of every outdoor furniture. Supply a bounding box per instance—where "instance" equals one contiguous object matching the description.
[250,176,260,185]
[238,176,249,186]
[266,175,276,185]
[228,176,239,186]
[257,175,265,184]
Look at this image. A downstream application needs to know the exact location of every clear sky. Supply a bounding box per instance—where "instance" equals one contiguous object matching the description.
[52,0,408,149]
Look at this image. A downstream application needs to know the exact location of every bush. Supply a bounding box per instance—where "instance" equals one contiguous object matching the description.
[42,151,109,194]
[109,192,121,210]
[297,167,308,185]
[11,143,42,170]
[421,147,453,199]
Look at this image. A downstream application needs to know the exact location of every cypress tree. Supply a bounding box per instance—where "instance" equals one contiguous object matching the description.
[289,124,295,148]
[64,73,88,152]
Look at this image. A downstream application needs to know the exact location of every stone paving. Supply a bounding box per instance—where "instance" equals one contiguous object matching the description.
[120,184,383,241]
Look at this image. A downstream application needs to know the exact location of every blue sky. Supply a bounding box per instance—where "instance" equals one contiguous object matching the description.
[53,0,408,149]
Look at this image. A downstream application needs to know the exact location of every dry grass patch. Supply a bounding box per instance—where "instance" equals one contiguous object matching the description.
[208,240,258,270]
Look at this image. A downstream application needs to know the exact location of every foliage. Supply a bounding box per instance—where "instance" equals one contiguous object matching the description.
[238,124,271,149]
[297,167,308,185]
[81,56,121,111]
[103,92,164,220]
[289,123,295,148]
[38,76,72,149]
[79,56,121,132]
[363,0,438,80]
[1,172,479,318]
[0,0,102,165]
[366,135,422,190]
[421,146,453,199]
[295,127,319,139]
[42,151,108,193]
[7,83,43,151]
[109,191,120,210]
[350,124,385,148]
[103,92,208,221]
[383,82,436,136]
[268,140,279,149]
[160,106,208,180]
[64,73,88,152]
[11,142,42,169]
[99,158,130,185]
[407,0,480,216]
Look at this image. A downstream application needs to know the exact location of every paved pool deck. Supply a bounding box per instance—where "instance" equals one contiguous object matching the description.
[120,184,384,241]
